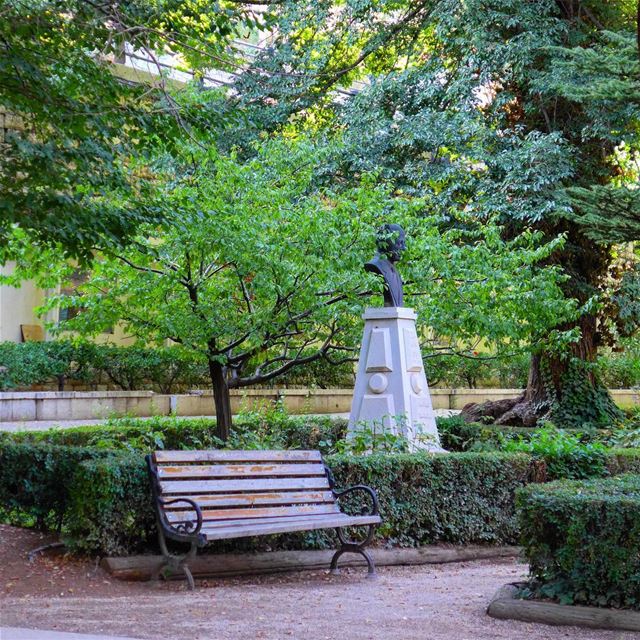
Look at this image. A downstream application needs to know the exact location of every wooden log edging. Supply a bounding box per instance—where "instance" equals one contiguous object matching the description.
[487,583,640,632]
[102,544,520,582]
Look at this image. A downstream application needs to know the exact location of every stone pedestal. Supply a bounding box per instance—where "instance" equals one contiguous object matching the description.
[348,307,443,451]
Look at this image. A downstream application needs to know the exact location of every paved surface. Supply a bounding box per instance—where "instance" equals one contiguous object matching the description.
[1,628,137,640]
[0,410,461,432]
[1,560,634,640]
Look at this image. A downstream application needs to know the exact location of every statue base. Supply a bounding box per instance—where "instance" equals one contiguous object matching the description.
[348,307,444,452]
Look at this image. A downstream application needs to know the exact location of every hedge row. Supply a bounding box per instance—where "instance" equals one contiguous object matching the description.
[517,474,640,610]
[4,433,640,556]
[67,450,533,555]
[3,413,599,453]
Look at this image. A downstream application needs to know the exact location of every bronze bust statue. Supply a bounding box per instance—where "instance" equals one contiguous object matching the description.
[365,223,406,307]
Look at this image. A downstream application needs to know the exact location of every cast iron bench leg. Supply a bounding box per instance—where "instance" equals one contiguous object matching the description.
[330,524,377,578]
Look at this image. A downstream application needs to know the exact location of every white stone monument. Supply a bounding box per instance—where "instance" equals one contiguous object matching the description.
[348,307,442,451]
[347,223,443,452]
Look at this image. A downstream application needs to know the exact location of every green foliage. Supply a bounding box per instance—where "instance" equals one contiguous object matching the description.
[270,357,355,389]
[323,419,411,455]
[6,414,640,555]
[0,340,209,393]
[66,454,153,556]
[0,340,97,390]
[2,415,348,455]
[425,352,531,389]
[536,355,625,430]
[517,474,640,609]
[64,450,532,555]
[0,0,255,260]
[237,0,638,427]
[92,344,207,393]
[598,337,640,389]
[503,425,608,480]
[0,442,113,530]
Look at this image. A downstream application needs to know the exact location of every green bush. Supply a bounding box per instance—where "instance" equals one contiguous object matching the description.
[436,415,609,453]
[597,337,640,389]
[0,442,113,530]
[517,474,640,609]
[0,340,98,390]
[64,450,533,555]
[0,340,210,392]
[502,425,608,480]
[66,453,153,555]
[0,340,355,392]
[92,344,208,393]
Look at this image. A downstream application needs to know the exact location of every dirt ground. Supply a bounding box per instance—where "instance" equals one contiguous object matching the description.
[0,524,634,640]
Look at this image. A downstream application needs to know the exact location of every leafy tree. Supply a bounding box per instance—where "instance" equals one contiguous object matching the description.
[33,137,571,439]
[220,0,640,427]
[0,0,256,261]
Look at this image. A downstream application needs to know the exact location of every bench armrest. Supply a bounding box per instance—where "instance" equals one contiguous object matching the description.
[157,497,203,536]
[334,485,379,517]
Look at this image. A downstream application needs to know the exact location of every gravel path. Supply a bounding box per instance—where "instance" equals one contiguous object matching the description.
[2,559,633,640]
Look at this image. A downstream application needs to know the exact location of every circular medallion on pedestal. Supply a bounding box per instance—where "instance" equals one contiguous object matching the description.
[410,373,423,394]
[368,373,388,394]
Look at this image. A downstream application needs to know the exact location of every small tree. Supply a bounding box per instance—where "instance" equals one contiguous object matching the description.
[48,140,382,439]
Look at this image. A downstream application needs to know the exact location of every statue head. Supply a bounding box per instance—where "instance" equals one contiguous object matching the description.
[376,223,406,263]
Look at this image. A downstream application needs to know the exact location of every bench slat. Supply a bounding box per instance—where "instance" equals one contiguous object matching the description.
[162,490,335,509]
[201,514,381,541]
[166,503,340,523]
[159,476,330,494]
[155,450,322,464]
[157,463,326,479]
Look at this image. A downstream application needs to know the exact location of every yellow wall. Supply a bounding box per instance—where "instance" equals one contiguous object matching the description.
[0,262,52,342]
[0,262,135,345]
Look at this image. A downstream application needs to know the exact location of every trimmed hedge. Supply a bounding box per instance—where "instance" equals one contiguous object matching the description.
[5,416,640,557]
[517,474,640,609]
[0,442,114,530]
[64,451,533,555]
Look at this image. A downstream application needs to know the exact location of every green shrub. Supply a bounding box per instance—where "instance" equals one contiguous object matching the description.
[268,356,355,388]
[64,450,533,555]
[66,454,153,555]
[92,344,208,393]
[597,337,640,389]
[502,425,608,480]
[517,474,640,609]
[0,340,98,390]
[436,415,609,454]
[0,442,113,530]
[0,340,210,392]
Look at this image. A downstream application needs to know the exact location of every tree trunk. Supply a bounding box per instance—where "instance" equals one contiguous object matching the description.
[462,314,623,428]
[209,360,232,441]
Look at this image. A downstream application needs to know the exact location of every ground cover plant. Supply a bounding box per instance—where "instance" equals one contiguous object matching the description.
[517,474,640,610]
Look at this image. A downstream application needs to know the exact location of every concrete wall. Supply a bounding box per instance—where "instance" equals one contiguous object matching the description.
[0,388,637,422]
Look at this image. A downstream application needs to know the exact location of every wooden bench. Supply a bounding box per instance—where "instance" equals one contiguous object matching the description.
[146,449,382,589]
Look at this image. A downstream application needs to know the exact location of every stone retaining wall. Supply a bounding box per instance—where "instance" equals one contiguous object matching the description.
[0,388,637,422]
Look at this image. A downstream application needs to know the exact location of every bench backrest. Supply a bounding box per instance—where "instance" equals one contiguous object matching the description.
[151,449,339,525]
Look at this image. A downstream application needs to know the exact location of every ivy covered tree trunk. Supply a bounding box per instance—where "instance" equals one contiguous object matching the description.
[463,314,623,428]
[208,360,232,442]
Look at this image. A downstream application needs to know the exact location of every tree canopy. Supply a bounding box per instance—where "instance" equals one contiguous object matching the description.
[0,0,258,260]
